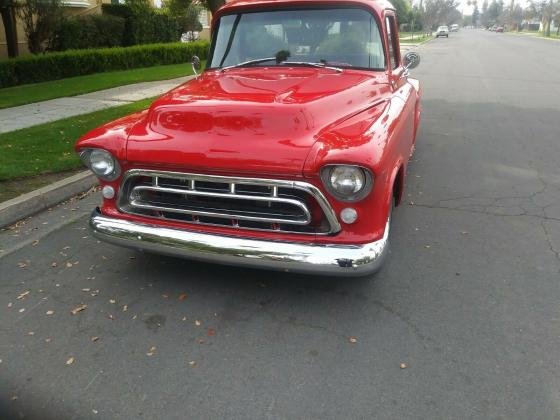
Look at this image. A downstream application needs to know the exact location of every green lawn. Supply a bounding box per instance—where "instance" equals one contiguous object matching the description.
[399,33,433,43]
[0,98,154,181]
[0,61,204,109]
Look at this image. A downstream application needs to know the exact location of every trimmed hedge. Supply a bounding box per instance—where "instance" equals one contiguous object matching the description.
[49,15,126,51]
[102,3,182,47]
[0,41,209,88]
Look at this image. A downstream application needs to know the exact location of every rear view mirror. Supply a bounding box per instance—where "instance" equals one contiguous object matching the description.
[191,55,201,75]
[403,52,420,70]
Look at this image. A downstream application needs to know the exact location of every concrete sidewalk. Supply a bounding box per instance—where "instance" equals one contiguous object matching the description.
[0,75,193,134]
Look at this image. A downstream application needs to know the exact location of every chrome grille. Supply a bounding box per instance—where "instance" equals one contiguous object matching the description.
[117,169,341,235]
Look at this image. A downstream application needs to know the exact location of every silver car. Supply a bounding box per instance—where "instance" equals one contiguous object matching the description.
[436,26,449,37]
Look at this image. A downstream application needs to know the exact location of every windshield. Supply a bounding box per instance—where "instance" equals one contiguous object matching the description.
[209,8,385,70]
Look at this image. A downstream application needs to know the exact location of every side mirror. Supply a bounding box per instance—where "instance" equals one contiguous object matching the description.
[191,55,201,75]
[403,52,420,70]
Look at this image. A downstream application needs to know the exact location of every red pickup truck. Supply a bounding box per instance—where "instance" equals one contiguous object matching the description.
[76,0,422,276]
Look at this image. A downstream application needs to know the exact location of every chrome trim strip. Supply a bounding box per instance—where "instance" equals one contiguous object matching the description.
[90,208,389,276]
[129,185,311,225]
[117,169,342,234]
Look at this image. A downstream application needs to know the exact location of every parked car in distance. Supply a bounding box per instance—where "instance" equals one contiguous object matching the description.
[495,26,504,32]
[77,0,422,276]
[436,25,450,37]
[450,24,459,32]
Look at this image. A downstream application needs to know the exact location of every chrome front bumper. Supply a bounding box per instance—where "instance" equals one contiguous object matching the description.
[90,208,390,276]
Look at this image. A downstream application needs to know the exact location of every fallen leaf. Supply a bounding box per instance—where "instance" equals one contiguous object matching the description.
[32,240,39,246]
[18,262,28,268]
[46,310,54,315]
[207,328,216,337]
[82,288,91,292]
[19,308,25,313]
[400,362,408,369]
[8,302,13,308]
[197,339,206,344]
[195,320,201,326]
[16,290,30,300]
[66,262,73,268]
[70,304,87,315]
[63,246,70,250]
[109,299,116,304]
[91,336,99,342]
[66,356,75,365]
[188,361,196,366]
[107,314,115,320]
[92,409,98,414]
[162,294,169,299]
[178,293,187,301]
[28,331,35,335]
[11,395,17,401]
[461,231,469,235]
[181,317,187,321]
[51,262,57,267]
[424,245,431,249]
[349,337,358,343]
[146,346,156,356]
[132,314,138,320]
[45,338,52,343]
[122,305,128,312]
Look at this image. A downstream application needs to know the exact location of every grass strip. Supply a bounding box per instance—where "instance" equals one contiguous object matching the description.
[0,61,203,109]
[0,98,153,181]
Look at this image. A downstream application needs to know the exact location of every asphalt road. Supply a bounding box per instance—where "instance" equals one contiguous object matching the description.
[1,30,559,419]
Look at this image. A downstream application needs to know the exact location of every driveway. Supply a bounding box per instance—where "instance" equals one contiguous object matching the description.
[1,30,559,419]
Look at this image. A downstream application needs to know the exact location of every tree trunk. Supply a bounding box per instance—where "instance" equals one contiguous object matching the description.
[1,6,19,58]
[206,0,225,15]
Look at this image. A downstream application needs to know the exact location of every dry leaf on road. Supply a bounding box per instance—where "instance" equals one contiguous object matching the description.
[178,293,188,301]
[146,346,156,356]
[46,310,54,315]
[70,304,87,315]
[400,362,408,369]
[91,336,99,342]
[195,320,201,326]
[66,357,75,365]
[17,291,30,300]
[349,337,358,343]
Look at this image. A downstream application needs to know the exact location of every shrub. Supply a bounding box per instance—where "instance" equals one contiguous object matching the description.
[49,15,126,51]
[102,3,182,46]
[0,41,209,88]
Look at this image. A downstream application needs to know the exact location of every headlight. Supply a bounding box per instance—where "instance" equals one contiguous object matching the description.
[80,148,120,181]
[321,165,373,202]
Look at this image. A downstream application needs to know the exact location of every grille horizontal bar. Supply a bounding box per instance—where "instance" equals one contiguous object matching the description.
[117,169,341,235]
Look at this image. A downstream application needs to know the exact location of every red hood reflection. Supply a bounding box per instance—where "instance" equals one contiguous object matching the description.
[126,67,389,175]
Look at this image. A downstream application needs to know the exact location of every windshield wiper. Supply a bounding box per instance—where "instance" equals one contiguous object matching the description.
[280,61,343,73]
[220,57,277,72]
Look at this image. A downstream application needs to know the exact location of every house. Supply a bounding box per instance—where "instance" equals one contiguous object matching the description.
[0,0,100,58]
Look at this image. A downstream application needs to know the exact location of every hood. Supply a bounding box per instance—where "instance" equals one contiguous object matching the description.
[126,67,389,176]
